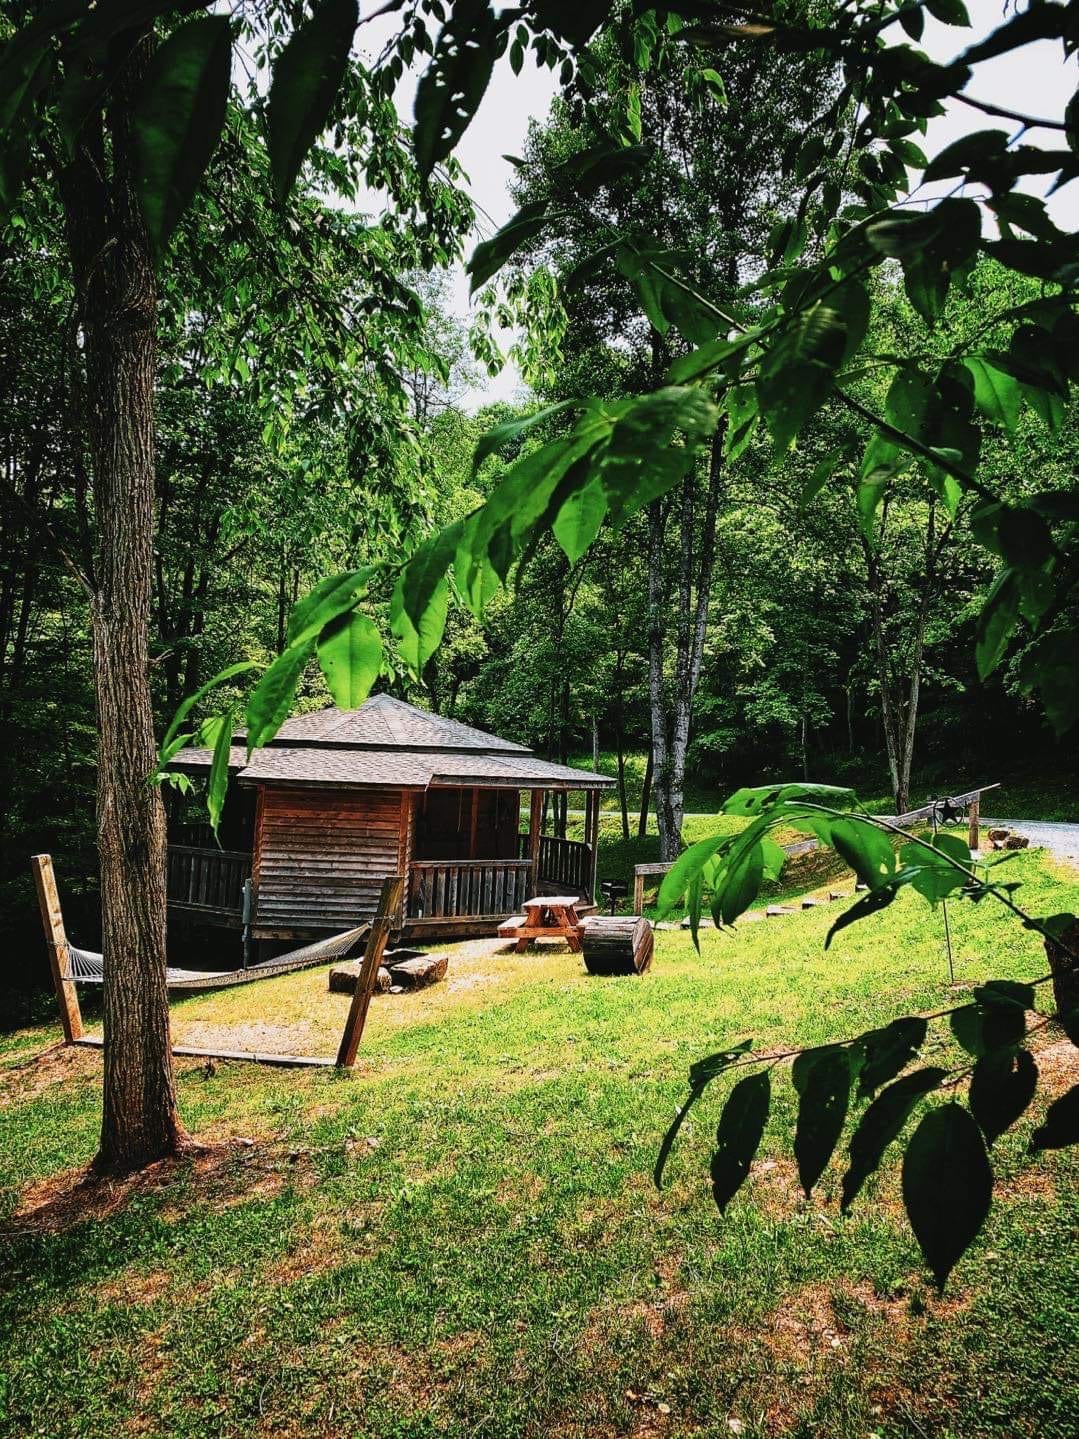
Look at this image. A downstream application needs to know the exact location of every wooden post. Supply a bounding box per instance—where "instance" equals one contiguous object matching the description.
[585,790,600,903]
[468,786,479,859]
[335,875,404,1068]
[31,854,83,1043]
[968,798,980,852]
[633,867,645,917]
[528,789,543,895]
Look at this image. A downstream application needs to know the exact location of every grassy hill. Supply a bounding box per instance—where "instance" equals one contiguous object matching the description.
[1,850,1076,1439]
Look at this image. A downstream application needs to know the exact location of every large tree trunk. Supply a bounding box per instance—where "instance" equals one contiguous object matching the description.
[61,32,184,1171]
[647,432,723,861]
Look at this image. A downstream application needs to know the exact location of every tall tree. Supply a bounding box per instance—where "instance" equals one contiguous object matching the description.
[506,22,836,856]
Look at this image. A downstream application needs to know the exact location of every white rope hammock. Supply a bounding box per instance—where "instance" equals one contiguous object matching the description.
[65,923,370,992]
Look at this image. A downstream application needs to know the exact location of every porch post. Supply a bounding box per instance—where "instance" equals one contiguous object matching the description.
[528,788,543,894]
[585,790,600,903]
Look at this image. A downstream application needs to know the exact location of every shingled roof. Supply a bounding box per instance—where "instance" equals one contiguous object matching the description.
[173,695,612,791]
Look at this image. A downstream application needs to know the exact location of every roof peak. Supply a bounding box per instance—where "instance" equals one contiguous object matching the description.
[269,694,532,753]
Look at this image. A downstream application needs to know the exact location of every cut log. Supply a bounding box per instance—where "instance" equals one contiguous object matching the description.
[387,953,448,989]
[579,915,653,976]
[801,898,820,909]
[1003,833,1030,850]
[329,961,392,995]
[766,905,796,917]
[987,827,1010,843]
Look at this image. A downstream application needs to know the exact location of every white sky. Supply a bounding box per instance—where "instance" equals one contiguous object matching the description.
[356,0,1076,410]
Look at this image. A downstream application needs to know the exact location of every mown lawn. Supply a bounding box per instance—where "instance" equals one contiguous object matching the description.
[1,850,1076,1439]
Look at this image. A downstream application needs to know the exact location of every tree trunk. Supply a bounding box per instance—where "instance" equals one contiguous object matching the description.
[647,430,723,860]
[1044,921,1079,1019]
[638,745,653,838]
[60,32,184,1171]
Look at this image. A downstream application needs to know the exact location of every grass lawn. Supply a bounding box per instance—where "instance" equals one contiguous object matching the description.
[1,850,1076,1439]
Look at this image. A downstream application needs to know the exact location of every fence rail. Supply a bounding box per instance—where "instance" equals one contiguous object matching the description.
[167,845,250,919]
[407,859,533,920]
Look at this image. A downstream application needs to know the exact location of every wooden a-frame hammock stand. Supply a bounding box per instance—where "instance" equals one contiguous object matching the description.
[31,854,403,1071]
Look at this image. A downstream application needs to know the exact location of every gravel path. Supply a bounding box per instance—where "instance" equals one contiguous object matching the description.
[981,820,1079,870]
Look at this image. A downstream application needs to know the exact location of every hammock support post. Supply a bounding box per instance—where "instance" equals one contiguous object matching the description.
[336,874,404,1069]
[31,853,83,1044]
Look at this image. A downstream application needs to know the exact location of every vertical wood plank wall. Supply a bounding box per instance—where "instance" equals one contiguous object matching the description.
[252,786,407,935]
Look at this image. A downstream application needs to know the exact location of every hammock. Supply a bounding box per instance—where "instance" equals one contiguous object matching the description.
[65,923,371,993]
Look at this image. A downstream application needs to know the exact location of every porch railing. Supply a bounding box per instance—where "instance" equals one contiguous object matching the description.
[407,859,533,920]
[515,832,595,897]
[167,845,250,920]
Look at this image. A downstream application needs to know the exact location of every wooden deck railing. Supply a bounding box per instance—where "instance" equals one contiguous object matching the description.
[538,834,592,894]
[407,859,533,920]
[516,832,596,898]
[167,845,250,920]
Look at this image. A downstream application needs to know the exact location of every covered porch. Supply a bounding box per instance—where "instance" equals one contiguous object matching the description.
[166,783,605,940]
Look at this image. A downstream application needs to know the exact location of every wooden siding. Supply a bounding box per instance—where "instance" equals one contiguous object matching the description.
[252,786,405,935]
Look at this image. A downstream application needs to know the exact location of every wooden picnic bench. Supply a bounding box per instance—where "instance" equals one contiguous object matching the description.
[498,895,584,952]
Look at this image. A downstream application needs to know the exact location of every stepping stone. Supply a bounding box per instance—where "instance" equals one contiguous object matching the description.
[801,898,820,909]
[828,891,848,902]
[766,905,796,917]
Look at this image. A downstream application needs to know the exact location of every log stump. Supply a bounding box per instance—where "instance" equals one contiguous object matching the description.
[329,961,391,995]
[579,916,653,976]
[329,950,448,994]
[387,953,449,989]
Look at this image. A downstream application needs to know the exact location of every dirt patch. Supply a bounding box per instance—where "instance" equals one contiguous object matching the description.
[3,1137,311,1237]
[170,1018,330,1058]
[0,1040,101,1103]
[1030,1034,1079,1091]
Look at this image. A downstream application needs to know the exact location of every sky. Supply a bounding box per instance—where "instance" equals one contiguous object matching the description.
[357,0,1076,410]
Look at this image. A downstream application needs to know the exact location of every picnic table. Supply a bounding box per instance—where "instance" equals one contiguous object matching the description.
[497,895,584,953]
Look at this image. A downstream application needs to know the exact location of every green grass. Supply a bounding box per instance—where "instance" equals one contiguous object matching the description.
[1,851,1076,1439]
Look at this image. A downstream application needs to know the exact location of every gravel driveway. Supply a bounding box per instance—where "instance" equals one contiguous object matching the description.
[981,820,1079,870]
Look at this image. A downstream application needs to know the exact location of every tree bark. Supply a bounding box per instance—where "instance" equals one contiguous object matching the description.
[60,31,184,1171]
[647,430,723,860]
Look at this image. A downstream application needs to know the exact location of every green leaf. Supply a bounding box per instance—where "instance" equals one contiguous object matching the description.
[713,842,764,927]
[857,1017,928,1097]
[472,401,577,471]
[757,299,849,453]
[826,817,897,890]
[205,707,236,840]
[657,832,730,920]
[925,0,970,26]
[316,610,382,708]
[799,449,843,508]
[902,1103,993,1289]
[552,139,652,195]
[245,639,315,751]
[1029,1083,1079,1151]
[975,569,1020,678]
[792,1047,851,1197]
[841,1067,946,1212]
[970,1048,1037,1145]
[722,782,855,816]
[287,569,374,651]
[268,0,358,204]
[710,1071,771,1213]
[653,1041,753,1188]
[391,572,448,673]
[825,885,895,949]
[553,477,607,564]
[963,356,1021,435]
[160,659,258,757]
[468,201,564,293]
[132,16,231,254]
[413,0,497,177]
